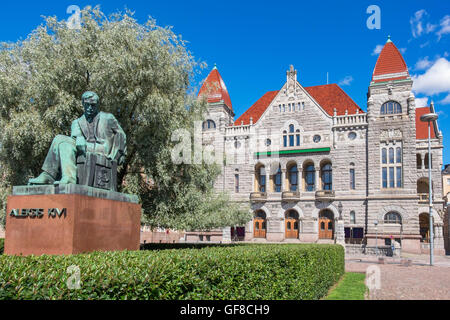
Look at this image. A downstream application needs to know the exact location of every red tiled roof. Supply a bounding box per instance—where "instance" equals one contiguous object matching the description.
[234,84,363,125]
[416,107,436,139]
[198,68,232,110]
[304,84,363,116]
[372,41,409,81]
[235,91,278,125]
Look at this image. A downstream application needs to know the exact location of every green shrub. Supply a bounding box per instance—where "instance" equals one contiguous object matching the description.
[0,244,344,300]
[0,238,3,255]
[140,242,239,251]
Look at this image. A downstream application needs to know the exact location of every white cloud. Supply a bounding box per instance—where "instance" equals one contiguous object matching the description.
[415,97,429,108]
[338,76,353,86]
[410,10,441,39]
[441,94,450,105]
[415,56,432,70]
[371,44,383,56]
[412,58,450,95]
[399,48,407,54]
[410,10,428,38]
[437,15,450,40]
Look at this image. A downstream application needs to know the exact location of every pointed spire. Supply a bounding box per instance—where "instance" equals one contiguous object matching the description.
[198,66,232,110]
[386,35,392,43]
[372,37,409,83]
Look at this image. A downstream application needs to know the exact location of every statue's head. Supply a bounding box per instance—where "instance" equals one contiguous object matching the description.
[82,91,99,122]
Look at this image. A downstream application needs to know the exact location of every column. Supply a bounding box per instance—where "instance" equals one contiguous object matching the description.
[315,166,320,191]
[336,219,346,247]
[281,168,287,192]
[222,226,231,243]
[298,165,303,192]
[434,223,444,251]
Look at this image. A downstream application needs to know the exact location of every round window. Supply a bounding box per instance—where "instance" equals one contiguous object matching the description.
[348,132,357,140]
[266,139,272,146]
[313,135,321,143]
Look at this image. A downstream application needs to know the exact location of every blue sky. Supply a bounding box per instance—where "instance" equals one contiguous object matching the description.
[1,0,449,163]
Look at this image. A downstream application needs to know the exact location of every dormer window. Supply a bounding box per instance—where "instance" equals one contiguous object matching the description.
[380,101,402,115]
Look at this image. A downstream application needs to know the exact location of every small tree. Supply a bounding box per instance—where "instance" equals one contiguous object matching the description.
[0,6,251,230]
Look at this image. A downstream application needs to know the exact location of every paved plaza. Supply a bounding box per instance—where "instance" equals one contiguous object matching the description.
[346,253,450,300]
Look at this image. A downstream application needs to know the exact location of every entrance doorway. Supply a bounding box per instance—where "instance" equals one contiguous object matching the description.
[419,213,431,243]
[285,210,299,239]
[253,210,266,238]
[319,210,334,239]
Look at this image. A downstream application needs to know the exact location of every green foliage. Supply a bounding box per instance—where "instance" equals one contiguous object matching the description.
[0,244,344,300]
[0,238,4,255]
[325,272,367,300]
[0,6,251,230]
[140,242,238,251]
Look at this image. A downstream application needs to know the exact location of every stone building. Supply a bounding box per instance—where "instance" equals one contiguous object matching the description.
[190,37,447,255]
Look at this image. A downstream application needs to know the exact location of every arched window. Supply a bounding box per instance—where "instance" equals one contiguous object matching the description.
[424,153,432,169]
[202,119,216,130]
[274,165,282,192]
[304,163,315,191]
[384,212,402,224]
[416,154,422,169]
[288,164,298,191]
[284,124,299,147]
[380,101,402,115]
[321,162,332,190]
[349,163,356,190]
[350,211,356,224]
[255,165,266,192]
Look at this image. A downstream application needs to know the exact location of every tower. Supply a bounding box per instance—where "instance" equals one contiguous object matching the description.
[366,36,419,250]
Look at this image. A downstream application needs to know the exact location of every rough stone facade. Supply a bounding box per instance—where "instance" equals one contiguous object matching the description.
[194,43,447,255]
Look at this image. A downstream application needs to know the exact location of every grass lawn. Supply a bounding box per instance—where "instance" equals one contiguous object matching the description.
[324,272,367,300]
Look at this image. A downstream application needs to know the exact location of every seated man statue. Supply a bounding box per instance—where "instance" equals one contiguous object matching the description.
[28,91,126,191]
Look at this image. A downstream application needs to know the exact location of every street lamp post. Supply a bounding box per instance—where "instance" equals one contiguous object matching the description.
[420,112,438,266]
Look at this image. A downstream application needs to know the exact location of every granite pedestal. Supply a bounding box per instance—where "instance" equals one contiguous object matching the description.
[5,184,141,256]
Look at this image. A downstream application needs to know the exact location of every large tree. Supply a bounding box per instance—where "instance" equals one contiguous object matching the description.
[0,6,251,230]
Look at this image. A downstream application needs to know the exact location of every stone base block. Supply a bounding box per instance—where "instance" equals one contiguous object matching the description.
[266,232,284,242]
[299,233,318,243]
[5,192,141,256]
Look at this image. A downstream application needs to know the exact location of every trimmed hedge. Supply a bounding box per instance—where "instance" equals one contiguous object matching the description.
[0,244,344,300]
[140,242,239,251]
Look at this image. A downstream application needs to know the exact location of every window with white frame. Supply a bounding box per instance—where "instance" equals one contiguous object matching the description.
[381,142,402,189]
[283,124,300,147]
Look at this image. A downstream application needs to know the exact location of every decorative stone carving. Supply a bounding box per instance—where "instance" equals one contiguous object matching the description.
[380,129,402,141]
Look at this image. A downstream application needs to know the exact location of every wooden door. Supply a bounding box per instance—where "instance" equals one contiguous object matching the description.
[285,218,299,239]
[254,218,266,238]
[319,217,333,239]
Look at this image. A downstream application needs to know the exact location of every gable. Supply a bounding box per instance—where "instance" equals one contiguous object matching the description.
[235,84,363,125]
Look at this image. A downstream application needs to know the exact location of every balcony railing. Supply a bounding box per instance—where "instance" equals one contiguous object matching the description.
[250,192,267,202]
[315,190,335,201]
[282,191,301,201]
[418,193,430,203]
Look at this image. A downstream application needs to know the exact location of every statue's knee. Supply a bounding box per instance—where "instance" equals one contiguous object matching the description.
[53,135,75,153]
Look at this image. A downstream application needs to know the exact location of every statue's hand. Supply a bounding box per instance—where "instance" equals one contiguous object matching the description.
[75,136,86,155]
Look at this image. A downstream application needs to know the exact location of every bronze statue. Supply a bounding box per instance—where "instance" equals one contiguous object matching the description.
[28,91,126,191]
